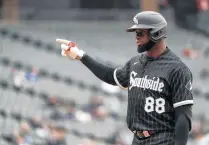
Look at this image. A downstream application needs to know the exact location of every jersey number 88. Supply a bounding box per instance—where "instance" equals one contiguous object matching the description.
[144,97,165,114]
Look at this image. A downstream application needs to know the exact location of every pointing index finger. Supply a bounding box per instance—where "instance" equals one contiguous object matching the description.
[56,39,70,45]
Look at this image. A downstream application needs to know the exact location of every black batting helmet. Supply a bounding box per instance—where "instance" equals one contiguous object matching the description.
[126,11,167,42]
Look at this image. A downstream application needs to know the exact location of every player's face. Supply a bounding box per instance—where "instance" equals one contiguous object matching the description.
[135,29,149,47]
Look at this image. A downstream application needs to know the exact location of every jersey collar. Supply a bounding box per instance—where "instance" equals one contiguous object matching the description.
[143,47,170,61]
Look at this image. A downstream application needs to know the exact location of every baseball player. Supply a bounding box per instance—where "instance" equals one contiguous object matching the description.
[57,11,193,145]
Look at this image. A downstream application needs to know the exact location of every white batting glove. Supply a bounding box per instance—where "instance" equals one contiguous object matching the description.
[56,39,85,60]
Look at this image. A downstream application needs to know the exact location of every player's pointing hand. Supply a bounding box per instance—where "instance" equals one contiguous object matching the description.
[56,39,85,60]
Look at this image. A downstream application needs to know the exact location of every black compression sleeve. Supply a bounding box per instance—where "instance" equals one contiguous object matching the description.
[80,54,117,85]
[174,105,192,145]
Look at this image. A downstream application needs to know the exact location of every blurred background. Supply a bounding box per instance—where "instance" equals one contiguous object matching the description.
[0,0,209,145]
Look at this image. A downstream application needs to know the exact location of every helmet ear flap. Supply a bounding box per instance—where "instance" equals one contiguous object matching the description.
[149,26,167,42]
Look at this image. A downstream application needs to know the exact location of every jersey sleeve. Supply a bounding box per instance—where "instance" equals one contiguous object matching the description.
[113,60,131,89]
[170,67,193,108]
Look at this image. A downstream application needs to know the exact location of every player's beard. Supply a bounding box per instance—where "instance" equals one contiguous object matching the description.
[137,40,156,53]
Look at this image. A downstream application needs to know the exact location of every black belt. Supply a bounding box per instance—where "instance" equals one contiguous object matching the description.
[134,130,156,138]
